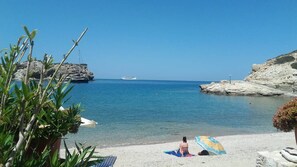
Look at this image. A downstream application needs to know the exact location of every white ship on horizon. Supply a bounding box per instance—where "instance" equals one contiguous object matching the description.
[121,76,137,80]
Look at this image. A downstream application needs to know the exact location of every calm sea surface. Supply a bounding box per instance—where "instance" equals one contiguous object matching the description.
[64,79,290,148]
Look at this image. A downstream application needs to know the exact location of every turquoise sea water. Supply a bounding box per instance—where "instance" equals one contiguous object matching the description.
[64,79,290,148]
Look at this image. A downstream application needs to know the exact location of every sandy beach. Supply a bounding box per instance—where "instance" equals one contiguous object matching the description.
[87,132,296,167]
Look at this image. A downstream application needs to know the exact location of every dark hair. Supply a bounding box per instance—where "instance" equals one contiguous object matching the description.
[182,136,187,142]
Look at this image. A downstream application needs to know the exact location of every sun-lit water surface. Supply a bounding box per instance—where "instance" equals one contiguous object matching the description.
[63,79,290,148]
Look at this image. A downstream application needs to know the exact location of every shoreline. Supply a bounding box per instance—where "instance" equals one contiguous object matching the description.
[64,130,283,149]
[62,132,296,166]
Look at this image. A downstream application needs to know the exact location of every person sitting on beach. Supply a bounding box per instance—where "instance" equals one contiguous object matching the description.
[177,136,190,157]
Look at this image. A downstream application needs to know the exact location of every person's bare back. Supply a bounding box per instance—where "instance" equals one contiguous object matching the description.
[179,136,189,156]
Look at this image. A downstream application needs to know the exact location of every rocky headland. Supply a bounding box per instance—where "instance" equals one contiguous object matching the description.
[200,50,297,96]
[14,61,94,82]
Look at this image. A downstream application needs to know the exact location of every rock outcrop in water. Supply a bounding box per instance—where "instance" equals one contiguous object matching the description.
[200,50,297,96]
[14,61,94,82]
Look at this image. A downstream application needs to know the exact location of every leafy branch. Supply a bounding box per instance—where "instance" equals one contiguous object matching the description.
[3,27,88,167]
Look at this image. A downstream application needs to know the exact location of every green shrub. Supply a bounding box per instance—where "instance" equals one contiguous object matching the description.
[291,62,297,70]
[0,26,100,167]
[273,98,297,132]
[274,55,295,64]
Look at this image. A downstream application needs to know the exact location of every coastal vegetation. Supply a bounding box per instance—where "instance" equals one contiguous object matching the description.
[273,98,297,145]
[291,62,297,70]
[274,55,295,65]
[0,27,100,166]
[273,98,297,132]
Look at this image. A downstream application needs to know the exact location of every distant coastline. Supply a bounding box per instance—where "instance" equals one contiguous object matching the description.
[13,61,94,83]
[200,50,297,97]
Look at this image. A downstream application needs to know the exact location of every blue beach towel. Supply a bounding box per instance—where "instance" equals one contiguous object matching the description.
[164,150,194,157]
[91,156,117,167]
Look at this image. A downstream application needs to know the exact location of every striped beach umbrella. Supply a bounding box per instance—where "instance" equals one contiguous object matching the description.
[195,136,226,155]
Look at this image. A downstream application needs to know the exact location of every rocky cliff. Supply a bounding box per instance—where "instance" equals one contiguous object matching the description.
[200,50,297,96]
[14,61,94,82]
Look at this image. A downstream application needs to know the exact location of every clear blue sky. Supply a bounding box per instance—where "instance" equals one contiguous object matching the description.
[1,0,297,81]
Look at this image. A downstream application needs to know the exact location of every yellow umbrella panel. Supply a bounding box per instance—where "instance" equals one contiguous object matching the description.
[195,136,226,155]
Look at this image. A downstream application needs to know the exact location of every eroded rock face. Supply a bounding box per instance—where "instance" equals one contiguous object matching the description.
[200,80,290,96]
[200,50,297,96]
[245,51,297,91]
[13,61,94,82]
